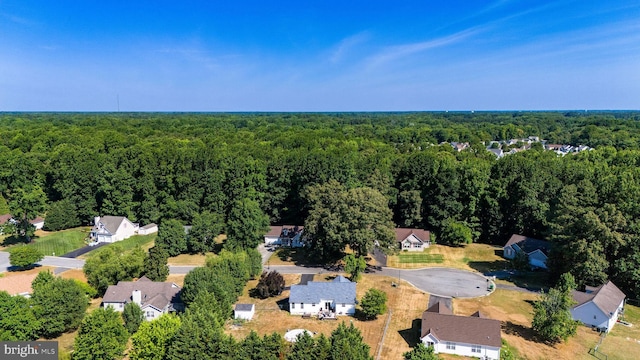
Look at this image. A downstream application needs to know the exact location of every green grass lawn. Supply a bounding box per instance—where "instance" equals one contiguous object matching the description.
[397,252,444,264]
[6,227,89,256]
[81,233,156,258]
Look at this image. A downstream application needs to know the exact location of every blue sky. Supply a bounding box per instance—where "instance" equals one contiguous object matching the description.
[1,0,639,111]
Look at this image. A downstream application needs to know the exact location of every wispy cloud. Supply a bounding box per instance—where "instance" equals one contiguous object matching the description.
[1,12,36,26]
[365,27,484,69]
[329,32,370,64]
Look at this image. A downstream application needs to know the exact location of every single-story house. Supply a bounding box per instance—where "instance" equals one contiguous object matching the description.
[102,276,183,320]
[234,303,255,320]
[264,225,304,247]
[289,275,356,316]
[571,281,626,332]
[138,223,158,235]
[90,216,138,243]
[0,214,45,233]
[502,234,551,269]
[396,228,431,251]
[420,300,501,360]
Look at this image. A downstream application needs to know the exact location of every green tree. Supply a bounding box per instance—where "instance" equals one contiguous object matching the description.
[532,273,579,344]
[83,245,145,295]
[359,288,387,320]
[397,190,423,228]
[43,199,80,231]
[403,343,438,360]
[122,302,144,334]
[9,246,44,269]
[73,307,129,360]
[155,219,187,256]
[31,277,89,338]
[130,313,181,360]
[344,254,367,282]
[246,247,263,279]
[187,211,224,254]
[510,250,530,272]
[329,322,372,360]
[225,198,270,250]
[8,185,46,240]
[287,331,319,360]
[0,291,40,341]
[31,270,55,291]
[438,218,473,246]
[143,246,170,282]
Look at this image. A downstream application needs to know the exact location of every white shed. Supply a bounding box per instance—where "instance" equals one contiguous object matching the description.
[234,303,255,320]
[138,223,158,235]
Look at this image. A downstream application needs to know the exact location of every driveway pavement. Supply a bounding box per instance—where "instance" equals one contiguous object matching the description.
[378,267,494,298]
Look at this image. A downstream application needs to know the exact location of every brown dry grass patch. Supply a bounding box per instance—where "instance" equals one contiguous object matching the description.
[167,253,211,266]
[59,269,87,282]
[165,274,187,287]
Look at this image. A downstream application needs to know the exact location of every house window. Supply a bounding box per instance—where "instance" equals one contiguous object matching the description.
[291,303,295,309]
[301,303,304,307]
[146,311,154,318]
[312,303,316,307]
[427,342,434,347]
[403,242,410,248]
[471,345,482,353]
[119,303,123,308]
[341,303,345,307]
[446,342,455,350]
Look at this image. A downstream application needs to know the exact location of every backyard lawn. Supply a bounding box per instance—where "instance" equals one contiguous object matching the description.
[5,227,89,256]
[386,243,507,270]
[80,233,156,258]
[397,252,444,264]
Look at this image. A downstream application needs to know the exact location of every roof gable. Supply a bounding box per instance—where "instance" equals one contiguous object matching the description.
[504,234,551,254]
[572,281,625,318]
[103,278,181,310]
[395,228,430,243]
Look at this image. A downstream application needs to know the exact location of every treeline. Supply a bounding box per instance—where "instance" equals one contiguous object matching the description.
[2,112,640,297]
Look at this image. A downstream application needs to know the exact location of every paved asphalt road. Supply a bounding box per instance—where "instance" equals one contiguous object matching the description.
[0,246,497,298]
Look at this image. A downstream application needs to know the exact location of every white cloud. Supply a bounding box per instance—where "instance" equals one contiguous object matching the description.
[329,32,370,64]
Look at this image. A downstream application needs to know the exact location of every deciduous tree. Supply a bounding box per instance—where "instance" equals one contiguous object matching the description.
[532,273,579,344]
[130,313,181,360]
[73,307,129,360]
[9,245,43,269]
[359,288,387,320]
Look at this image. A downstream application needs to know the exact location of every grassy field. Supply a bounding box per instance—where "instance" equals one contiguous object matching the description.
[397,252,444,264]
[5,227,89,256]
[595,304,640,360]
[386,243,507,270]
[80,233,156,259]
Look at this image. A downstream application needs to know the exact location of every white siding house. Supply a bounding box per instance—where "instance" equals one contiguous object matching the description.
[420,302,501,360]
[503,234,551,269]
[91,216,138,243]
[289,276,356,317]
[264,225,304,247]
[571,281,626,332]
[396,228,431,251]
[138,223,158,235]
[234,304,256,320]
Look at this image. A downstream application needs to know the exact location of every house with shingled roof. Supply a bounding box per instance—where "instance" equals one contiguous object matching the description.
[420,300,502,360]
[571,281,626,332]
[102,276,183,321]
[264,225,305,247]
[289,275,356,316]
[502,234,551,269]
[396,228,431,251]
[90,215,138,243]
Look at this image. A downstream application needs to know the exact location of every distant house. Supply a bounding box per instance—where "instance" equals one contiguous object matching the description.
[289,275,356,317]
[420,300,501,360]
[90,216,138,243]
[487,148,504,159]
[264,225,304,247]
[502,234,551,269]
[396,228,431,251]
[234,303,255,320]
[571,281,626,332]
[137,223,158,235]
[30,217,45,230]
[102,276,183,321]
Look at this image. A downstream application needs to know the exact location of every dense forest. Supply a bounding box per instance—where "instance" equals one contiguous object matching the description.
[2,111,640,298]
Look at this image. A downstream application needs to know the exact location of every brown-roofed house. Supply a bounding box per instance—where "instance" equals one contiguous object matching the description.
[571,281,626,332]
[420,301,502,360]
[264,225,304,247]
[503,234,551,269]
[396,228,430,251]
[102,276,183,320]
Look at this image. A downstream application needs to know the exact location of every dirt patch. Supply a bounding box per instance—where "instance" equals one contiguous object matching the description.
[165,274,187,287]
[167,253,211,266]
[59,269,87,282]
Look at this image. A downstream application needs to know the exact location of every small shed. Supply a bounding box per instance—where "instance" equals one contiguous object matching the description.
[234,303,255,320]
[138,223,158,235]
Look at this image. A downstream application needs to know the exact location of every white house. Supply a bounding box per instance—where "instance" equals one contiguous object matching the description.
[102,276,183,321]
[90,216,138,243]
[571,281,626,332]
[420,301,502,360]
[138,223,158,235]
[289,275,356,317]
[396,228,431,251]
[30,217,45,230]
[264,225,304,247]
[502,234,551,269]
[234,303,255,320]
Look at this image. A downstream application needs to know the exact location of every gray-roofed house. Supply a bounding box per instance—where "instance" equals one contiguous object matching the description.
[102,276,183,321]
[289,276,356,317]
[396,228,431,251]
[90,215,138,243]
[502,234,551,269]
[264,225,305,247]
[234,303,256,320]
[420,300,502,360]
[571,281,626,332]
